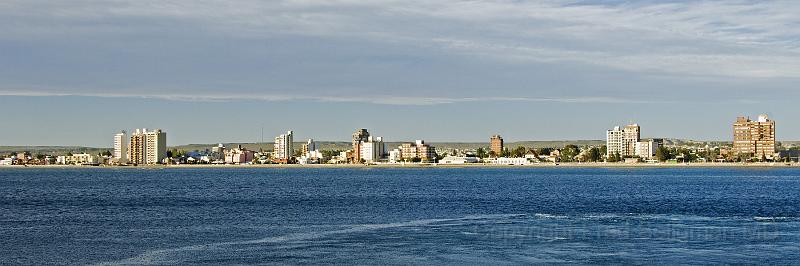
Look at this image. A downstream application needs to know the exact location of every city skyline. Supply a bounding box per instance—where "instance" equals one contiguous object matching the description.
[12,114,784,166]
[2,1,800,146]
[0,114,794,148]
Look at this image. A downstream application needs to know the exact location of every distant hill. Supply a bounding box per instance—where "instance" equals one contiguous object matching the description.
[0,146,107,156]
[171,140,608,152]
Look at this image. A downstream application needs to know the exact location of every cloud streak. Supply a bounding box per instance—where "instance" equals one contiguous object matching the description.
[0,88,658,105]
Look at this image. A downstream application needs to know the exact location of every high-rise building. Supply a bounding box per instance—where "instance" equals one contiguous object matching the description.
[623,124,640,156]
[733,115,776,159]
[606,123,640,158]
[273,130,294,163]
[490,135,504,155]
[359,136,386,163]
[606,126,624,157]
[113,131,128,163]
[128,128,166,165]
[351,129,370,163]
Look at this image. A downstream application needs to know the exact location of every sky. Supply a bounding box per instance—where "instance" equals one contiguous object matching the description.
[1,0,799,147]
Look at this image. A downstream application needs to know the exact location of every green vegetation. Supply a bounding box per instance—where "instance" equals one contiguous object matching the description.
[510,146,527,158]
[655,147,671,162]
[586,147,602,162]
[559,145,580,162]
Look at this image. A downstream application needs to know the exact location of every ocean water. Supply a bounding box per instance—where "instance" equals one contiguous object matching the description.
[1,167,799,265]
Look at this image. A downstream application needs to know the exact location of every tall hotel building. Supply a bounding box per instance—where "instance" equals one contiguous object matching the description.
[359,136,386,163]
[348,129,387,163]
[490,135,504,155]
[623,124,640,156]
[351,128,370,163]
[733,115,776,159]
[606,124,640,157]
[273,130,294,163]
[113,131,128,163]
[128,128,166,165]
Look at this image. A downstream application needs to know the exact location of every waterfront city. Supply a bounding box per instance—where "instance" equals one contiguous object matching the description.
[2,114,797,167]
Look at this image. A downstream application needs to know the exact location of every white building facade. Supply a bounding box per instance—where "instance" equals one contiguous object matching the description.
[113,131,128,164]
[635,139,662,159]
[492,157,530,165]
[359,136,386,163]
[606,124,641,158]
[439,156,479,164]
[274,130,294,162]
[57,153,103,165]
[606,126,624,157]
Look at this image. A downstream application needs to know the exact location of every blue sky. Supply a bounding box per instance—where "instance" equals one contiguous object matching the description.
[1,0,799,146]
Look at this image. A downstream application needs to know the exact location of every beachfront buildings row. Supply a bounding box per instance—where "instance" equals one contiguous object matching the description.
[42,114,774,166]
[338,128,437,163]
[603,114,778,161]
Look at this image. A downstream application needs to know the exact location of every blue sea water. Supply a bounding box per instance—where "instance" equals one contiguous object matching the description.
[1,167,799,265]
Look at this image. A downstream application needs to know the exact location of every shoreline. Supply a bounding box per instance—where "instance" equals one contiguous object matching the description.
[2,162,799,169]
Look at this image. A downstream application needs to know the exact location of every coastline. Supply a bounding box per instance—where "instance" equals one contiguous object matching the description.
[2,162,799,169]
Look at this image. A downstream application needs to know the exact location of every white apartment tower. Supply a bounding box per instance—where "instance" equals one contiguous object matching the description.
[606,126,624,157]
[128,128,166,165]
[623,124,640,156]
[274,130,294,162]
[606,123,641,158]
[359,136,386,163]
[113,131,128,163]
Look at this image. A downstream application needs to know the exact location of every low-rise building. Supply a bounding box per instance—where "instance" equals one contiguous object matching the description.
[329,151,350,164]
[298,139,325,164]
[225,145,255,164]
[209,144,226,163]
[492,157,530,165]
[388,149,401,163]
[635,139,663,159]
[397,140,436,162]
[57,153,103,165]
[439,156,479,164]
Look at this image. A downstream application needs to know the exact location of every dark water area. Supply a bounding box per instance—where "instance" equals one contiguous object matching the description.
[1,167,799,265]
